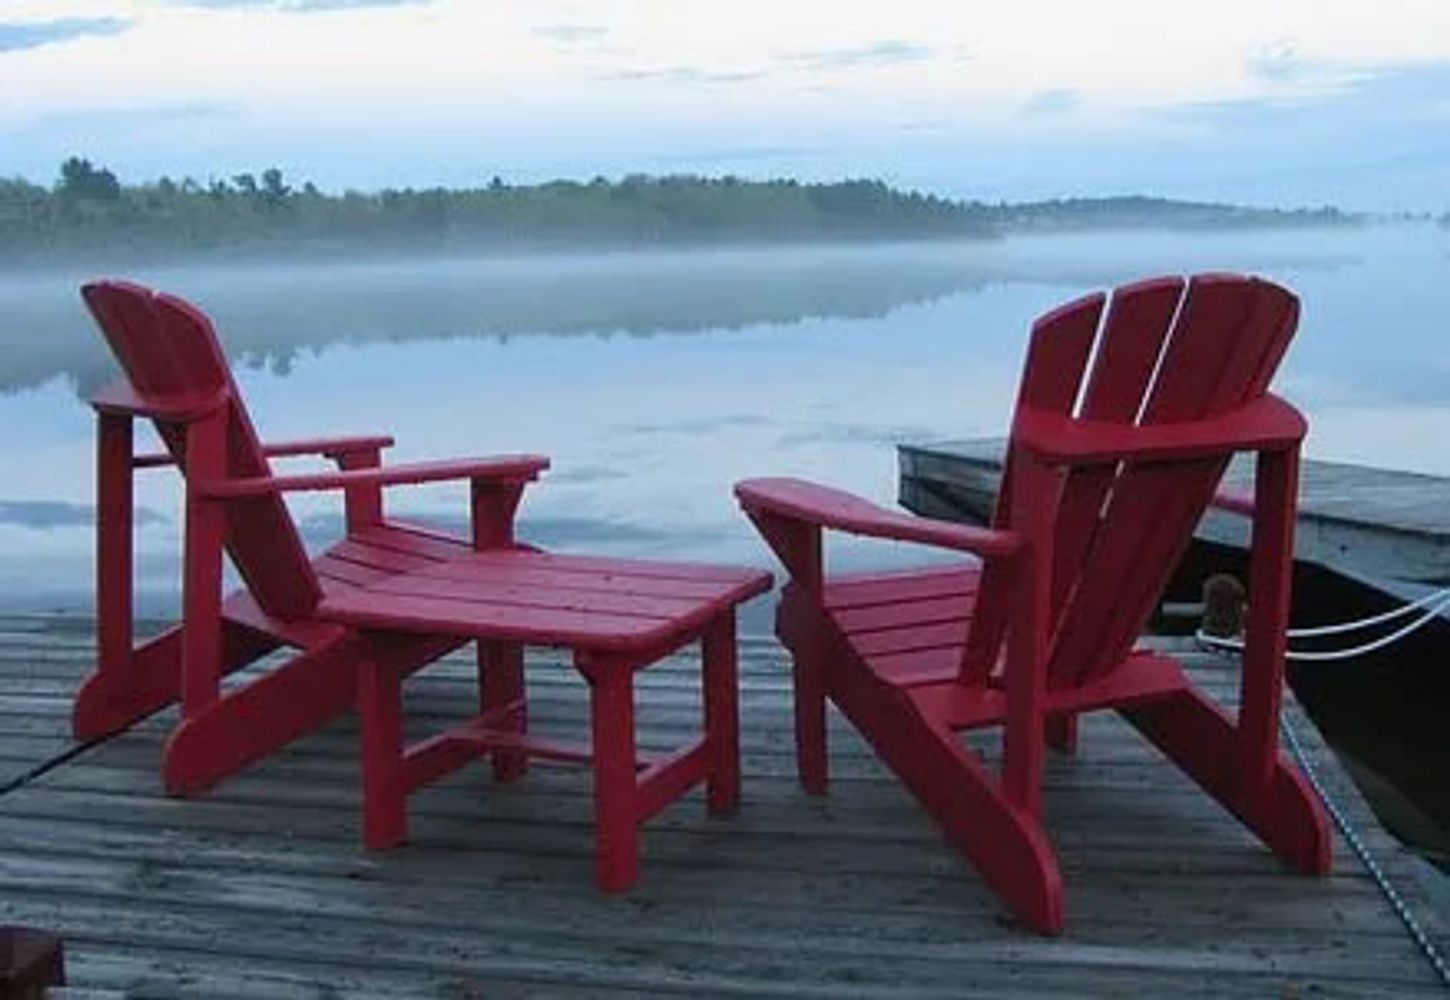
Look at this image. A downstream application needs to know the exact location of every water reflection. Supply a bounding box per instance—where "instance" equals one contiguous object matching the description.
[0,230,1366,396]
[0,226,1445,611]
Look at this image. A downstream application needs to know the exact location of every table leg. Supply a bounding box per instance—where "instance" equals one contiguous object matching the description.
[703,613,742,814]
[479,639,527,782]
[585,658,639,893]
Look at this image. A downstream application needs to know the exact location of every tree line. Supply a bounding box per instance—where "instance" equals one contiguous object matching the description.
[0,157,1355,264]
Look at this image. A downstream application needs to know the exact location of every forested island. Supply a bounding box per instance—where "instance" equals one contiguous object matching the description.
[0,157,1356,265]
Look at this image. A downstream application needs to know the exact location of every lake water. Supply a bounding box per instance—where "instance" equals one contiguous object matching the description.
[1,224,1446,614]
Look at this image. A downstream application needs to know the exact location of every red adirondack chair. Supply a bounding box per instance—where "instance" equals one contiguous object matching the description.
[736,275,1332,933]
[77,280,770,891]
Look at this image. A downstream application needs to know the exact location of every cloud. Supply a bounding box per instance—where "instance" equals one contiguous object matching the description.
[608,66,764,85]
[28,100,243,130]
[1022,88,1079,117]
[170,0,429,10]
[650,144,823,164]
[1161,59,1450,127]
[1247,40,1300,81]
[0,17,131,53]
[0,500,165,530]
[534,24,608,44]
[788,40,932,70]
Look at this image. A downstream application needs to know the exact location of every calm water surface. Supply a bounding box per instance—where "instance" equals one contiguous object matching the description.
[1,225,1446,612]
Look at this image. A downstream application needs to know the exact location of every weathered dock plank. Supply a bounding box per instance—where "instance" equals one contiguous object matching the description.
[899,438,1450,584]
[0,615,1445,996]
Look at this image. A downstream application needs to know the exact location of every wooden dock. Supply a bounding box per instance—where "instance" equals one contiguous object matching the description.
[2,613,1447,997]
[899,439,1450,585]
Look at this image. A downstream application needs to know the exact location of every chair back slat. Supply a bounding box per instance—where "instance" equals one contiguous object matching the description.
[960,293,1102,682]
[1048,278,1185,616]
[83,281,322,620]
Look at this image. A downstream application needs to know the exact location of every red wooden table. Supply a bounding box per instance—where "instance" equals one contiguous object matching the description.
[321,543,771,892]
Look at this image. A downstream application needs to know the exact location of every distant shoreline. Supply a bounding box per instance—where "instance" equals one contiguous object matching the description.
[1,161,1359,268]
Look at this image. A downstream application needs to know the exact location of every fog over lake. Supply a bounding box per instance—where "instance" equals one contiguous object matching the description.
[1,224,1445,612]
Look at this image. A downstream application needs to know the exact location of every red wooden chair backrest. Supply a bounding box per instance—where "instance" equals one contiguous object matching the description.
[82,280,322,620]
[963,275,1298,688]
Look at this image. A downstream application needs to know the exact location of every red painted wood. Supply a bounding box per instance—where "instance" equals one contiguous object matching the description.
[0,926,66,994]
[822,567,977,610]
[415,727,597,770]
[84,281,323,619]
[336,447,385,535]
[324,593,682,650]
[180,410,226,718]
[408,557,752,600]
[737,478,1021,558]
[133,434,394,468]
[79,278,769,894]
[748,514,830,793]
[736,274,1329,933]
[325,538,447,574]
[635,740,711,824]
[359,656,408,850]
[480,641,527,782]
[850,619,971,657]
[89,380,226,420]
[1051,278,1300,686]
[833,594,978,635]
[702,613,741,814]
[196,454,548,498]
[94,412,134,692]
[858,645,966,686]
[347,524,477,562]
[321,554,768,652]
[488,548,771,584]
[360,572,712,620]
[1237,447,1299,799]
[585,658,640,892]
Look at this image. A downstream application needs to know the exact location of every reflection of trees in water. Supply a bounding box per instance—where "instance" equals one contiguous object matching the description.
[0,234,1378,399]
[0,247,999,395]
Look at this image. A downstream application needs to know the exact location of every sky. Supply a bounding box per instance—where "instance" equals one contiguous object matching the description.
[1,0,1449,211]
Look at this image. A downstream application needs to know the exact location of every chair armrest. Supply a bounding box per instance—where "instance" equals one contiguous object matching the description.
[1013,394,1305,466]
[262,435,395,460]
[90,380,228,421]
[196,454,549,498]
[134,434,397,469]
[735,477,1021,558]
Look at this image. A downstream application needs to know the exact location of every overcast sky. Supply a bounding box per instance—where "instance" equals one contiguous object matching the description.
[2,0,1448,210]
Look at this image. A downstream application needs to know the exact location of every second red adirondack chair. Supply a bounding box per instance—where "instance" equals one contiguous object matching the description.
[736,274,1332,933]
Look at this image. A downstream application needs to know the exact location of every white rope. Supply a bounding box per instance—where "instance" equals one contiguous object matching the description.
[1287,584,1450,638]
[1196,589,1450,663]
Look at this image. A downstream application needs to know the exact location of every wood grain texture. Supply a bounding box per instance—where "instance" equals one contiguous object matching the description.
[901,439,1450,585]
[0,615,1444,997]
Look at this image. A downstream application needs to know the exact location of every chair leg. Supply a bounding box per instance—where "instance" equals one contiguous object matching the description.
[479,640,527,783]
[1125,688,1331,875]
[586,662,639,893]
[702,612,741,814]
[828,654,1064,932]
[792,650,830,795]
[359,656,408,850]
[1046,713,1079,754]
[866,692,1064,933]
[779,594,829,794]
